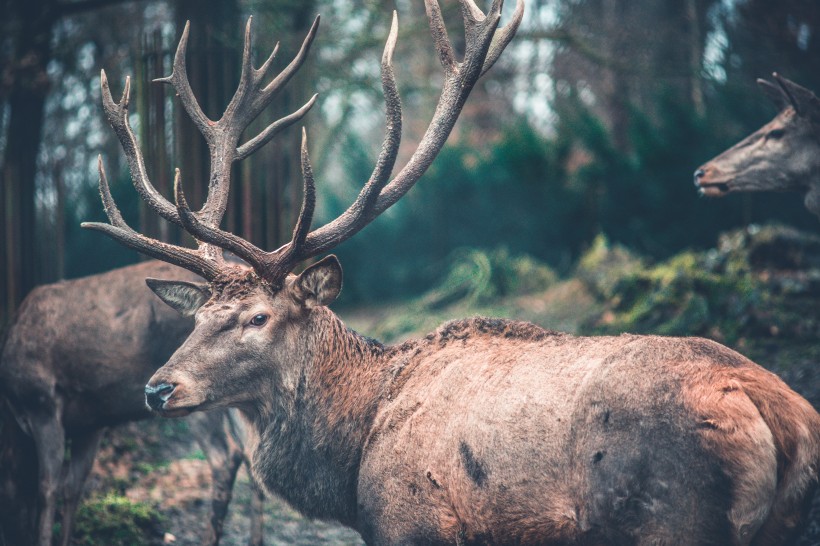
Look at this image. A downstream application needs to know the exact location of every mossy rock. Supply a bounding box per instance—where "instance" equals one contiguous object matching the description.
[716,224,820,273]
[586,250,764,342]
[579,223,820,344]
[72,492,165,546]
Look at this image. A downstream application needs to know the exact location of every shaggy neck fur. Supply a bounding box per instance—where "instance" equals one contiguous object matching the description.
[247,307,389,526]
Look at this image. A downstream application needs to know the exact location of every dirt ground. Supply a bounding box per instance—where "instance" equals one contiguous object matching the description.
[89,417,364,545]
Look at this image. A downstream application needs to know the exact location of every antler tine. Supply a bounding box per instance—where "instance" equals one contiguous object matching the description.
[356,12,402,210]
[236,93,318,162]
[426,1,457,72]
[773,72,799,111]
[82,158,223,280]
[194,15,320,228]
[266,127,316,272]
[328,12,401,220]
[481,0,524,77]
[100,70,183,227]
[153,21,212,138]
[293,0,522,261]
[258,17,320,107]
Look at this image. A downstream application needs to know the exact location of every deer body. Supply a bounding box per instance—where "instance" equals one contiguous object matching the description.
[146,273,820,546]
[0,261,263,546]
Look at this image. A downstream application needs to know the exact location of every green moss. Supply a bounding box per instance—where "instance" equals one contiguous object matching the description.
[586,247,763,342]
[188,449,207,461]
[72,492,164,546]
[581,224,820,345]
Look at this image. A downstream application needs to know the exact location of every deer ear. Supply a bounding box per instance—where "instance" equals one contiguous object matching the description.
[146,278,210,316]
[292,255,343,308]
[757,78,788,110]
[773,73,818,116]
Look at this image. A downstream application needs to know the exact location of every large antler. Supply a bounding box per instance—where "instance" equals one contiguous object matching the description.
[83,16,319,279]
[171,0,524,285]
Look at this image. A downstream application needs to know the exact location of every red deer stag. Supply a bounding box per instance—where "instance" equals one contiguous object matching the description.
[695,74,820,220]
[0,261,265,546]
[84,2,820,545]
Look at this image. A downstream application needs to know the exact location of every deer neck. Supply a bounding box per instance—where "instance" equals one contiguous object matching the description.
[247,306,389,526]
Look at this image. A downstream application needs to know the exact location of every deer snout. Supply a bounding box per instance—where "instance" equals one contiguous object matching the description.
[693,164,731,196]
[693,168,706,186]
[145,383,176,411]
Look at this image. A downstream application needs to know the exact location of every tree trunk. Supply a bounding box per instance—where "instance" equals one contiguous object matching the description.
[0,0,55,327]
[686,0,705,117]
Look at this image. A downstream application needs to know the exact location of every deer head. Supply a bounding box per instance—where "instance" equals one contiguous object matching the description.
[84,0,524,418]
[694,74,820,212]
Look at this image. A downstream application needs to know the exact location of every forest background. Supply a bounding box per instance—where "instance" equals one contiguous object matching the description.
[2,0,818,327]
[4,1,820,544]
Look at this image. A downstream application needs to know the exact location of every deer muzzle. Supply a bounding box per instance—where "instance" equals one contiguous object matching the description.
[145,382,176,411]
[694,165,731,196]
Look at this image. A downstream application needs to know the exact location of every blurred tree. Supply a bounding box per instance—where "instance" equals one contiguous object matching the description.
[1,0,150,326]
[722,0,820,93]
[1,0,56,327]
[543,0,717,151]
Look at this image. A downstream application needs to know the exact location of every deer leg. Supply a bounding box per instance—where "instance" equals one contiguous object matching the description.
[26,405,65,546]
[226,409,266,546]
[189,411,244,546]
[247,475,265,546]
[58,428,105,546]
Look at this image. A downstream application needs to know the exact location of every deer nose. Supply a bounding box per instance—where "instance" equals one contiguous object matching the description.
[693,168,705,186]
[145,383,176,410]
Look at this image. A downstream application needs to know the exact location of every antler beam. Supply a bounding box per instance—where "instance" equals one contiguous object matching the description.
[170,0,524,285]
[86,0,523,287]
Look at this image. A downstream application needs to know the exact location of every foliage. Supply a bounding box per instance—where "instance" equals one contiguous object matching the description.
[584,246,763,342]
[575,234,644,298]
[72,492,165,546]
[358,225,820,356]
[365,246,558,341]
[580,225,820,346]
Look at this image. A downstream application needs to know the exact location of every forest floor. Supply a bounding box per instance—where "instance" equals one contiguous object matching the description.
[75,224,820,545]
[86,417,364,545]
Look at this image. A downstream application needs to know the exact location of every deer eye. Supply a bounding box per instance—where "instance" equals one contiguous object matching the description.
[249,314,269,327]
[767,129,785,139]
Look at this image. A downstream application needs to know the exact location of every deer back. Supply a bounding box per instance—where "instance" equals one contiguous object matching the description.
[0,261,198,428]
[354,319,820,544]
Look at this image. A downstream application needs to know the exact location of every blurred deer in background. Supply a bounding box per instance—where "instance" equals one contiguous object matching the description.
[0,261,265,546]
[85,1,820,544]
[695,74,820,220]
